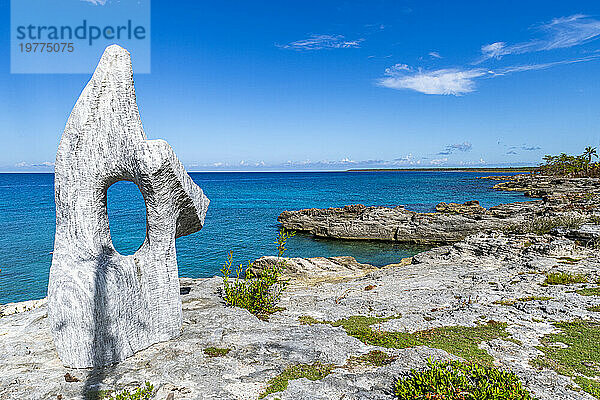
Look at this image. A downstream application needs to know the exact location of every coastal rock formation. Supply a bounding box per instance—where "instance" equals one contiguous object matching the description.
[277,202,528,244]
[47,45,209,368]
[278,176,600,244]
[2,232,599,399]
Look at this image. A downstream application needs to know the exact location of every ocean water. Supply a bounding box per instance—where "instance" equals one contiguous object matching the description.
[0,171,533,304]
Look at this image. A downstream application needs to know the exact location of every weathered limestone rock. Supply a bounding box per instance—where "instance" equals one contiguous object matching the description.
[277,203,526,244]
[47,45,209,368]
[251,256,377,284]
[435,200,486,215]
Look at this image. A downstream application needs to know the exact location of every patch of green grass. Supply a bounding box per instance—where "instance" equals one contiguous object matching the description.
[395,359,533,400]
[575,287,600,296]
[574,376,600,398]
[543,272,588,286]
[588,305,600,312]
[345,350,396,367]
[259,362,335,399]
[532,320,600,398]
[557,257,581,264]
[299,315,510,366]
[298,315,320,325]
[494,296,553,306]
[339,317,508,365]
[86,382,153,400]
[203,347,231,357]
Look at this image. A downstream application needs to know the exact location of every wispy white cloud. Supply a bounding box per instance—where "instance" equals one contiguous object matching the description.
[438,142,472,155]
[15,161,54,168]
[429,158,448,165]
[81,0,108,5]
[380,55,600,95]
[428,51,442,59]
[480,15,600,60]
[365,23,386,32]
[277,34,364,51]
[491,55,600,74]
[378,65,486,95]
[505,145,542,155]
[186,153,493,170]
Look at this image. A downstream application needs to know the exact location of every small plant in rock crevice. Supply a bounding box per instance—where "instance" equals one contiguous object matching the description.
[543,272,588,286]
[493,296,553,306]
[221,229,295,319]
[203,347,231,357]
[86,382,154,400]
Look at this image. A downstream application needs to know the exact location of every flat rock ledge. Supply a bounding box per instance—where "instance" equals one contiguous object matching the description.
[277,175,600,244]
[1,232,600,400]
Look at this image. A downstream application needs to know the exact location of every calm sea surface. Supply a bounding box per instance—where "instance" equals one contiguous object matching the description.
[0,171,532,304]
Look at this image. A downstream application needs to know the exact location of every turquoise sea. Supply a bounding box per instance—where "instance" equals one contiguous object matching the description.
[0,171,533,304]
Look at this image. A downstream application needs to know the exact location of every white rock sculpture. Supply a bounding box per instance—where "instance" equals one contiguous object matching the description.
[47,45,209,368]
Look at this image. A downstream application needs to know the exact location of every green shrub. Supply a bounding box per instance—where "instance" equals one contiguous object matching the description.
[543,272,588,285]
[395,359,532,400]
[221,229,295,319]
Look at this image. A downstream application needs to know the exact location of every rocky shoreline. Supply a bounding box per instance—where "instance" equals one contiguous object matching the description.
[1,174,600,400]
[277,174,600,244]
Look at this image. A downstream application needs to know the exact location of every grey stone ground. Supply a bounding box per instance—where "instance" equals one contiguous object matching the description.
[1,232,599,400]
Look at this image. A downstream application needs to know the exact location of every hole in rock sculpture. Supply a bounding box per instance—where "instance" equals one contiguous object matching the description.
[106,181,147,256]
[47,45,209,368]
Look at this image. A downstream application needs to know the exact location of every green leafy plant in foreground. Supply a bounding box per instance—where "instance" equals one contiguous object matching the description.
[395,359,533,400]
[221,229,295,318]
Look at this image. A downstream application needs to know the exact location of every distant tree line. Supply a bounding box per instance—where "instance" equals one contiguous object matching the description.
[537,146,599,177]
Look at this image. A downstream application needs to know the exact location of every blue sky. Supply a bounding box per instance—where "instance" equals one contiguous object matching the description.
[1,0,600,171]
